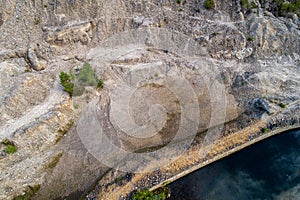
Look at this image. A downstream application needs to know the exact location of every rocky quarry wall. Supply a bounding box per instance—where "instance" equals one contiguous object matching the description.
[0,0,299,199]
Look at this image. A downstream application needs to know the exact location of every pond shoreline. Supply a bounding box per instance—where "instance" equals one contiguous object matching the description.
[149,124,300,192]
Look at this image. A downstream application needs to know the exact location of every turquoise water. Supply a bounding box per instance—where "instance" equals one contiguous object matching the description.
[169,129,300,200]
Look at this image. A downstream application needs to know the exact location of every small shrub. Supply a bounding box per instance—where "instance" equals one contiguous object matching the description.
[132,189,154,200]
[2,139,17,154]
[5,144,17,154]
[60,62,103,96]
[248,36,255,41]
[59,71,74,97]
[97,79,104,88]
[115,177,121,183]
[262,128,268,133]
[251,1,258,9]
[212,32,219,36]
[34,18,41,25]
[77,62,98,86]
[279,102,286,108]
[73,104,79,109]
[132,188,168,200]
[241,0,249,9]
[177,0,182,4]
[204,0,215,9]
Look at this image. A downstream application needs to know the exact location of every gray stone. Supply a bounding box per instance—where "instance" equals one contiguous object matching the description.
[253,98,271,114]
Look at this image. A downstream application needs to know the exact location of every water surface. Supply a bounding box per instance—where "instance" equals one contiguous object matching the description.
[169,129,300,200]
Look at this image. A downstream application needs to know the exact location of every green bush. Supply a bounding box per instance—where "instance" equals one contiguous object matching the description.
[267,0,300,17]
[2,139,17,154]
[60,62,103,97]
[5,144,17,154]
[204,0,215,9]
[97,79,104,88]
[77,62,98,86]
[132,188,167,200]
[59,72,74,97]
[279,102,286,108]
[251,1,258,8]
[241,0,249,9]
[262,128,268,133]
[132,189,153,200]
[248,36,255,41]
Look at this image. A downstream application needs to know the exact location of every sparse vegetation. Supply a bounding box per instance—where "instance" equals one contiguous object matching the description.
[59,71,74,97]
[262,0,300,17]
[131,188,169,200]
[279,102,286,108]
[13,185,40,200]
[162,181,170,187]
[34,17,41,25]
[177,0,182,4]
[2,139,17,154]
[262,127,268,133]
[97,79,104,89]
[248,36,255,41]
[251,1,258,9]
[73,104,79,109]
[2,139,13,145]
[115,177,121,183]
[132,189,154,200]
[59,62,104,96]
[241,0,249,9]
[44,152,63,169]
[204,0,215,9]
[212,32,219,36]
[77,62,98,86]
[5,144,17,154]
